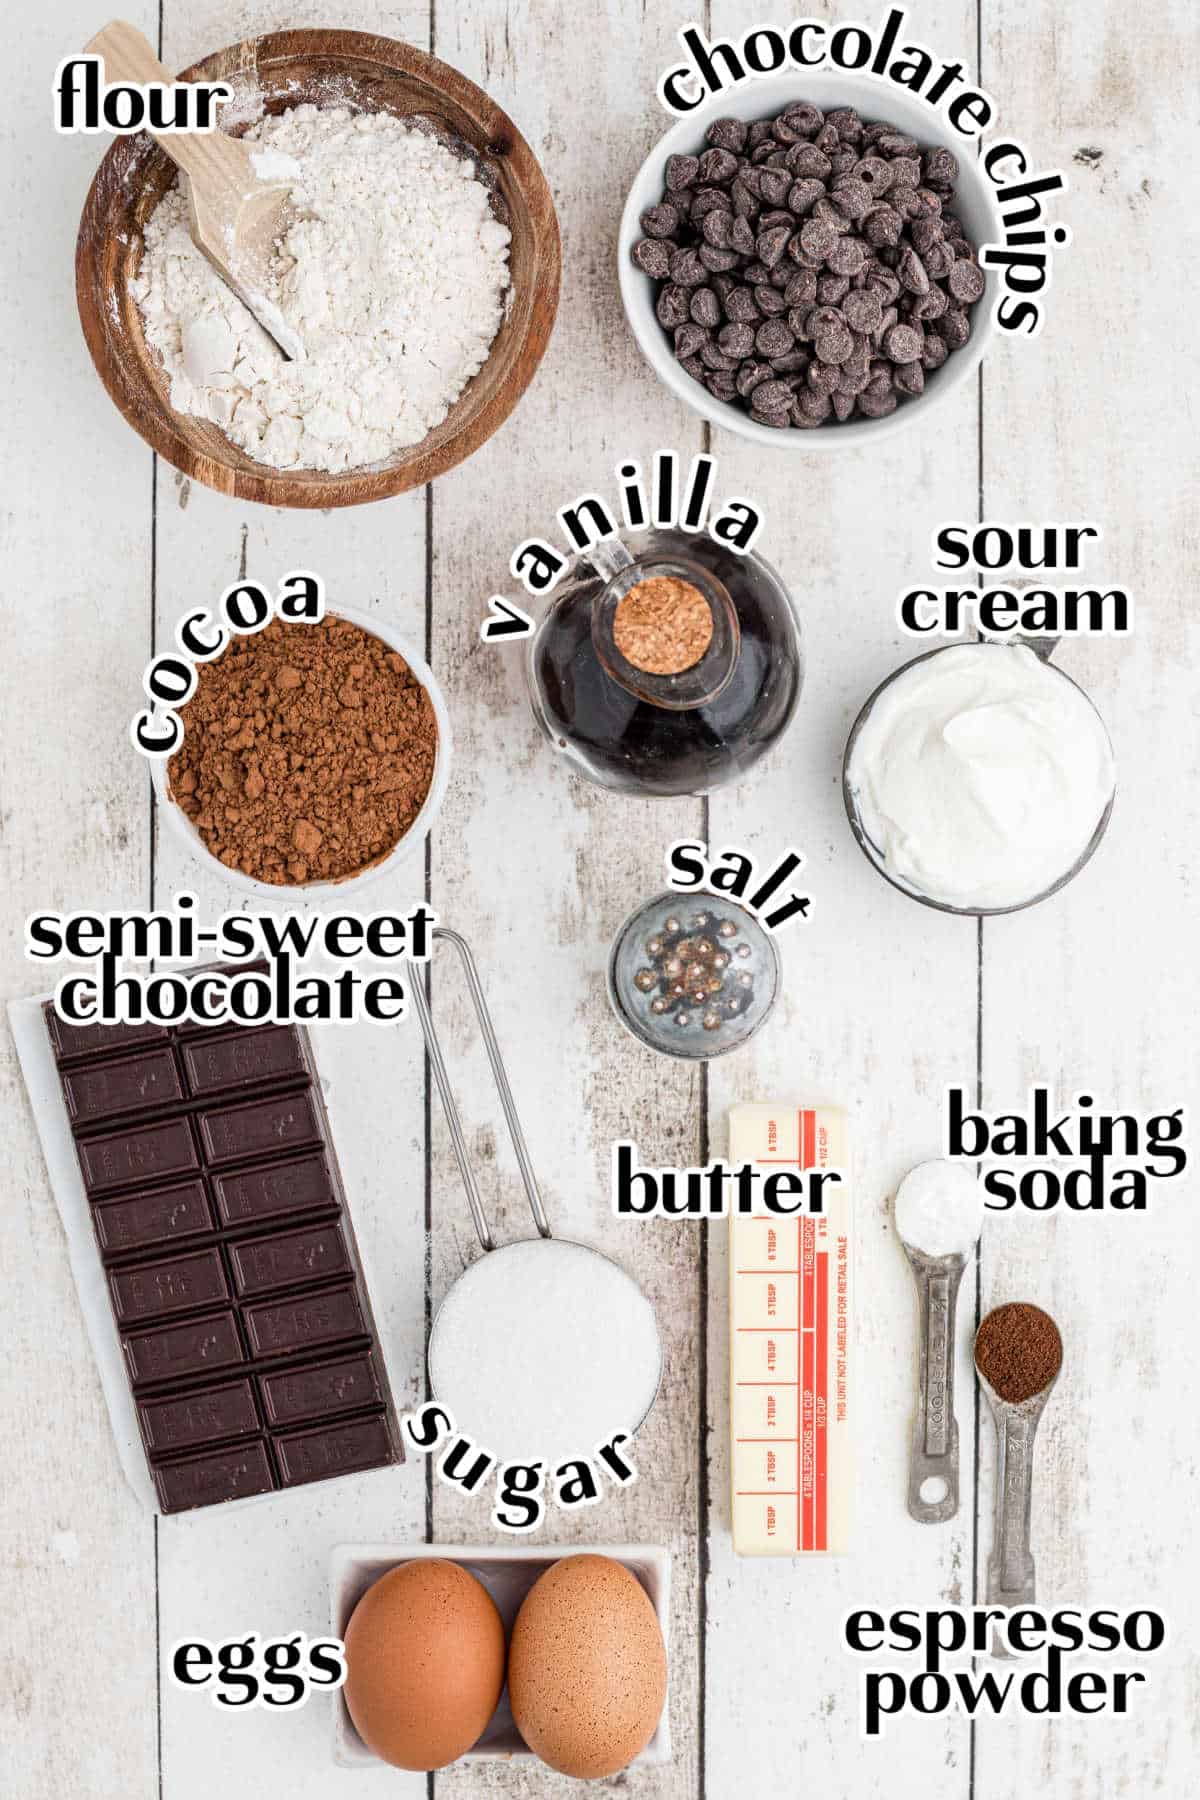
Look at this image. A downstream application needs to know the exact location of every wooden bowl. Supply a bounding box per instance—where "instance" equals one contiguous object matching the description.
[76,29,561,508]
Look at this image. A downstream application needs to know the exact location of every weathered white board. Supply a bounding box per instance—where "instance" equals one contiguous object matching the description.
[3,0,1197,1796]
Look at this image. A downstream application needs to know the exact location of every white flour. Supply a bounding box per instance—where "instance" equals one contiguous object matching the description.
[131,105,511,472]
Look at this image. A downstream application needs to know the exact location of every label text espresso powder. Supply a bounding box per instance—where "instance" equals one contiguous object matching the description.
[169,616,438,885]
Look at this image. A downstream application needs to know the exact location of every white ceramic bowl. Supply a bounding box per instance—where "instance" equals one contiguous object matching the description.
[152,605,451,899]
[618,72,1003,450]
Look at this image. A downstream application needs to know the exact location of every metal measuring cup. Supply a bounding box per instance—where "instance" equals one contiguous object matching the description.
[975,1303,1063,1626]
[842,639,1116,917]
[410,928,663,1450]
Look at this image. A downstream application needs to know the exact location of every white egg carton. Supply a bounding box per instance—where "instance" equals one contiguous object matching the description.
[329,1542,672,1768]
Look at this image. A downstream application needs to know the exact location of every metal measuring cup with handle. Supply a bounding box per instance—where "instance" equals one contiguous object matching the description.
[411,928,663,1467]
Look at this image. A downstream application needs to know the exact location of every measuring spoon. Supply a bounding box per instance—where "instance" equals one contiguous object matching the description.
[895,1161,983,1523]
[975,1303,1063,1621]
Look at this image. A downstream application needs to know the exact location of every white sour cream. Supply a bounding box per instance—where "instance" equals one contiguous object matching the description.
[847,644,1115,910]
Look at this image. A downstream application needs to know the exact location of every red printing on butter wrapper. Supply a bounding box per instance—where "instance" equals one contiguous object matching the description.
[729,1105,853,1556]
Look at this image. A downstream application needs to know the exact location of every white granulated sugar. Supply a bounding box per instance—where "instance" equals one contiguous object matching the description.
[894,1159,985,1258]
[428,1238,663,1465]
[131,105,511,472]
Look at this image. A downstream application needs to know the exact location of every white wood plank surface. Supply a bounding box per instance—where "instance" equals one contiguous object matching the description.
[3,1,1198,1797]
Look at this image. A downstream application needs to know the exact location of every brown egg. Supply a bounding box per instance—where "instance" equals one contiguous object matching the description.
[343,1559,505,1770]
[508,1554,667,1778]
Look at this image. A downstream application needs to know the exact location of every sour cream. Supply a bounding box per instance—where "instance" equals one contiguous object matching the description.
[846,644,1115,911]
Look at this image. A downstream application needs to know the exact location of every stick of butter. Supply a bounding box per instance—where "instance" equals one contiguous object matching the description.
[729,1104,853,1556]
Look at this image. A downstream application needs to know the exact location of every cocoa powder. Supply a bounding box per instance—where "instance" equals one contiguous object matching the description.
[613,575,714,675]
[975,1302,1063,1404]
[169,616,438,885]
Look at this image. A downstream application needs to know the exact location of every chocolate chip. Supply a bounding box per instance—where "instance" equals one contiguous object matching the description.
[674,322,708,359]
[888,156,923,189]
[755,283,788,316]
[936,308,972,349]
[707,117,749,153]
[827,236,866,277]
[756,223,792,268]
[729,215,757,256]
[878,131,919,157]
[666,153,700,190]
[718,322,756,358]
[678,353,705,381]
[923,145,959,187]
[923,240,956,281]
[787,177,825,217]
[701,208,734,249]
[699,245,739,273]
[922,335,950,370]
[724,285,761,324]
[826,107,863,142]
[632,238,671,279]
[691,187,731,221]
[781,103,823,137]
[948,259,986,303]
[894,359,925,397]
[817,273,851,305]
[858,386,899,418]
[759,169,792,207]
[807,359,842,396]
[669,247,707,287]
[699,147,740,184]
[731,178,760,218]
[755,319,796,359]
[736,360,773,397]
[706,371,738,400]
[831,178,874,220]
[751,379,793,413]
[814,319,854,364]
[854,155,893,194]
[909,285,949,323]
[799,218,835,261]
[784,268,818,307]
[883,322,923,363]
[863,204,903,248]
[843,288,883,334]
[700,339,738,370]
[641,203,680,239]
[690,287,722,328]
[832,390,856,421]
[898,247,930,295]
[910,217,945,257]
[656,284,690,328]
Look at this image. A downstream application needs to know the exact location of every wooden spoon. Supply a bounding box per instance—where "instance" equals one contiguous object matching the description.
[85,20,303,360]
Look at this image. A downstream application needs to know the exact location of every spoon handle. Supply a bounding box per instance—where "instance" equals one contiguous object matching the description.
[907,1257,965,1522]
[85,22,255,190]
[986,1408,1039,1605]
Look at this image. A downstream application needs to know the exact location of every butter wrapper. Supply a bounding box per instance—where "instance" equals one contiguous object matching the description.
[729,1104,853,1556]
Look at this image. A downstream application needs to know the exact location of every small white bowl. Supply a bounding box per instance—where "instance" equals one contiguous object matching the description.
[618,71,1003,450]
[152,605,451,900]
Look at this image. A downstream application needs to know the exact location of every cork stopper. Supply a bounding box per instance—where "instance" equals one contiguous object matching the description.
[613,575,715,675]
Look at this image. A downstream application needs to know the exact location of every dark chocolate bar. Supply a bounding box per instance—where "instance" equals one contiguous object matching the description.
[44,1005,400,1512]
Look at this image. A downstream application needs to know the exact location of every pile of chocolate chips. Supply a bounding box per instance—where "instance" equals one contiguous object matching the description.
[630,103,986,427]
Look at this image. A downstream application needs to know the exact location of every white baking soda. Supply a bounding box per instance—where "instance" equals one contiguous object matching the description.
[428,1238,662,1466]
[894,1159,984,1259]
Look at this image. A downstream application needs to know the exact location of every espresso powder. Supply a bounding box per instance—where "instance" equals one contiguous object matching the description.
[975,1302,1063,1403]
[169,616,438,885]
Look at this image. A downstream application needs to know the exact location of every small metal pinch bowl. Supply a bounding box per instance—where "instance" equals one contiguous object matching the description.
[975,1303,1063,1622]
[842,640,1116,917]
[411,929,663,1465]
[894,1161,983,1523]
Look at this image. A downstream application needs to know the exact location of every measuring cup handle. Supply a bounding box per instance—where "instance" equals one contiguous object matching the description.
[408,928,550,1252]
[907,1258,965,1523]
[986,1409,1039,1607]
